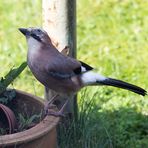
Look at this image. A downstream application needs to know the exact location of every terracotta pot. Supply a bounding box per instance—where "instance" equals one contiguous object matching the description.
[0,90,59,148]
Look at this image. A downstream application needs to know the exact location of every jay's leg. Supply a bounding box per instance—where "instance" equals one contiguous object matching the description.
[44,94,59,115]
[44,94,68,117]
[46,99,68,117]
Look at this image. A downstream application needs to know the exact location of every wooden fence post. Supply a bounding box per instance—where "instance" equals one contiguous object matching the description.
[42,0,77,118]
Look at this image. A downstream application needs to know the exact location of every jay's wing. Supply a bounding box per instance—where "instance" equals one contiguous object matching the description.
[46,54,93,79]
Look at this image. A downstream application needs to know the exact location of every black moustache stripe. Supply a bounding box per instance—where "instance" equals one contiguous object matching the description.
[31,34,42,42]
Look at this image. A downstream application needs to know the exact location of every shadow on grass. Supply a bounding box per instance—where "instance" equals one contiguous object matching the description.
[58,97,148,148]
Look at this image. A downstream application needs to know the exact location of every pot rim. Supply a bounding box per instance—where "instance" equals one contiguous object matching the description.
[0,90,59,146]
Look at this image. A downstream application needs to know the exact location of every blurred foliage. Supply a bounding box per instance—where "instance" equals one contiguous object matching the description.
[0,0,148,147]
[0,62,27,106]
[0,0,43,96]
[0,62,27,94]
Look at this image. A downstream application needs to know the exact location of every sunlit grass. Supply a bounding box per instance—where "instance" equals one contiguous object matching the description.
[0,0,43,96]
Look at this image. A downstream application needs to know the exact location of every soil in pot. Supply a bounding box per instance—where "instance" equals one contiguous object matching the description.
[0,89,43,135]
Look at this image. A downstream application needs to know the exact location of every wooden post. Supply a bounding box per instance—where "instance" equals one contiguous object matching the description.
[42,0,77,118]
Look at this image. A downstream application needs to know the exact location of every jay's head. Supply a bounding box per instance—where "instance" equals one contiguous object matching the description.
[19,27,51,44]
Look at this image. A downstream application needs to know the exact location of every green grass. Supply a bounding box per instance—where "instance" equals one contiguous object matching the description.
[0,0,43,96]
[0,0,148,147]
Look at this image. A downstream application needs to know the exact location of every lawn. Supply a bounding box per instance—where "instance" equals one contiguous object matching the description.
[0,0,148,147]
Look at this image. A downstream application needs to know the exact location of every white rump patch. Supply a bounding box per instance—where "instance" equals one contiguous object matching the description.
[81,66,87,72]
[81,71,106,85]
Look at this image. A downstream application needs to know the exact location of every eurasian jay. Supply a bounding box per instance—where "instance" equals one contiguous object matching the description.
[19,27,147,116]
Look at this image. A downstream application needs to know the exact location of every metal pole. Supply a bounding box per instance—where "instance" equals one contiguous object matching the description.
[42,0,77,118]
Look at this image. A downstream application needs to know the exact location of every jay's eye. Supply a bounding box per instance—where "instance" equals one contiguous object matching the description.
[37,29,41,33]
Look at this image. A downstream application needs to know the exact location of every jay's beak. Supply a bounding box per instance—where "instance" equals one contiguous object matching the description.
[19,28,30,36]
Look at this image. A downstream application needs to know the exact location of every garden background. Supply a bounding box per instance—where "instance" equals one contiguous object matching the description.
[0,0,148,147]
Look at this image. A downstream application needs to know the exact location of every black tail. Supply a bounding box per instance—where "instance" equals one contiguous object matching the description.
[98,78,147,96]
